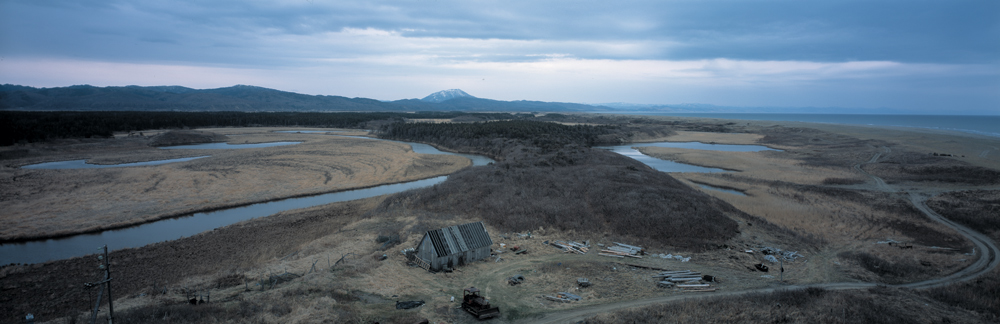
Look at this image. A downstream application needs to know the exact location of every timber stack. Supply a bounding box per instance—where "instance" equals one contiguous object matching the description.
[599,242,644,258]
[653,270,716,292]
[549,240,589,254]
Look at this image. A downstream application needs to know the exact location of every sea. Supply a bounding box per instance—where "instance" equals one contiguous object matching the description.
[594,113,1000,138]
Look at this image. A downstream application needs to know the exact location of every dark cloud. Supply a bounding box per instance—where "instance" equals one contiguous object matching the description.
[1,0,996,111]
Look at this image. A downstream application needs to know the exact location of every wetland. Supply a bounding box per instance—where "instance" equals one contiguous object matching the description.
[1,113,999,323]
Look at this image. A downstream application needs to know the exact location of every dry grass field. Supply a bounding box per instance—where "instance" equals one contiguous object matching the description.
[0,128,469,241]
[2,120,999,323]
[639,129,976,285]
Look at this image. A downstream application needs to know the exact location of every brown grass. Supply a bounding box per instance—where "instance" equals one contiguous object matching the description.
[647,127,973,284]
[584,286,987,324]
[0,128,469,241]
[4,120,998,323]
[663,131,765,145]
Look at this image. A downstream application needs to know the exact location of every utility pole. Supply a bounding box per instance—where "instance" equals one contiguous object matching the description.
[780,258,784,282]
[86,245,114,324]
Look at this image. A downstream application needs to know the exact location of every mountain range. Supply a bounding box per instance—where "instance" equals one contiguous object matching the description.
[0,84,603,113]
[1,84,910,114]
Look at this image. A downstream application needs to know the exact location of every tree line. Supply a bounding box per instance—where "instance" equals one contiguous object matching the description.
[377,120,620,157]
[0,111,512,146]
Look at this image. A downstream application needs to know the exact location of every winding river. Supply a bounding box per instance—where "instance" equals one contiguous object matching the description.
[3,138,769,264]
[2,137,491,264]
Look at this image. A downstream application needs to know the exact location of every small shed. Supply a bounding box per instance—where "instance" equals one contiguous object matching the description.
[414,221,494,271]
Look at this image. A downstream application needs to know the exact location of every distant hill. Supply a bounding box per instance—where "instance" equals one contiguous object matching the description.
[0,84,403,112]
[0,84,608,112]
[421,89,473,103]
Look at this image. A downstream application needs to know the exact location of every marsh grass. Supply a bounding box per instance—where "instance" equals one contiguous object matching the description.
[923,190,1000,321]
[0,130,469,241]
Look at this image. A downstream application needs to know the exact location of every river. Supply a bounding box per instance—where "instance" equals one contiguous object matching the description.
[2,138,768,264]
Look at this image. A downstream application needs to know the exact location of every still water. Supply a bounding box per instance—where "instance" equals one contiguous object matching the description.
[21,156,210,169]
[597,142,778,173]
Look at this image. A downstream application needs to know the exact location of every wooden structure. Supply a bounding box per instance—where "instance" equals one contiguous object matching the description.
[414,222,493,271]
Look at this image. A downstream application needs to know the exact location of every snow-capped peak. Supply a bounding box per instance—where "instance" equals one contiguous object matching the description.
[421,89,474,103]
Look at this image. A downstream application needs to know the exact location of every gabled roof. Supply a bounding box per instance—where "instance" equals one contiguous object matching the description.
[425,221,493,257]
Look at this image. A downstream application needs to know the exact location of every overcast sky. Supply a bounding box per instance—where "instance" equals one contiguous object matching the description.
[1,0,998,113]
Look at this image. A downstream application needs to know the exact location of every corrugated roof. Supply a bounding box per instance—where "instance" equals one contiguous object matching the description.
[426,221,493,257]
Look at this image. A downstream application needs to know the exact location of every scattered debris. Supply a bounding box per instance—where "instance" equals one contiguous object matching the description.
[600,242,643,258]
[758,246,803,261]
[396,300,425,310]
[615,262,671,271]
[558,292,582,301]
[549,240,589,254]
[764,255,779,264]
[508,275,525,286]
[577,278,592,287]
[653,270,716,291]
[544,292,582,302]
[755,263,769,272]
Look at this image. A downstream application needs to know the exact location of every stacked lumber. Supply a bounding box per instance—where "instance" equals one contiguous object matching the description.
[549,240,589,254]
[543,292,582,303]
[653,270,716,292]
[599,242,643,258]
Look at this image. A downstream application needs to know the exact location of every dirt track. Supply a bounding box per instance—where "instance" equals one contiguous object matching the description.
[525,150,1000,323]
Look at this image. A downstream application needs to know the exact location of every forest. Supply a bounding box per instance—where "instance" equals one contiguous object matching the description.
[0,111,512,146]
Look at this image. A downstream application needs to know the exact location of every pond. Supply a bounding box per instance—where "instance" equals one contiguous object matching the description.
[21,156,210,169]
[597,142,777,173]
[696,183,748,196]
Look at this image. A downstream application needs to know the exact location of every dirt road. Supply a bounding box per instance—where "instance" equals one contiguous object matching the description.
[526,148,1000,324]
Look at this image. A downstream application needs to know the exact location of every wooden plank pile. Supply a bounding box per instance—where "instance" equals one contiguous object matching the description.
[599,242,643,258]
[549,240,589,254]
[652,270,716,292]
[543,292,582,303]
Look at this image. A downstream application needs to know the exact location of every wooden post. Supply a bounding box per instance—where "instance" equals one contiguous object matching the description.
[88,245,114,324]
[780,259,784,282]
[103,245,114,324]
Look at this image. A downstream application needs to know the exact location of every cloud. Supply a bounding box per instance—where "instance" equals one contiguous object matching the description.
[1,0,997,112]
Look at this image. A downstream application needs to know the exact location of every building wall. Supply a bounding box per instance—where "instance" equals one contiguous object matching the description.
[415,234,492,271]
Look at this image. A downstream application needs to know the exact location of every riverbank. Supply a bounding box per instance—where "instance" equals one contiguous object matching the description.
[0,128,470,242]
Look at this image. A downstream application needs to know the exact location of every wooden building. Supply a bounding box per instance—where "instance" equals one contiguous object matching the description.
[414,221,494,271]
